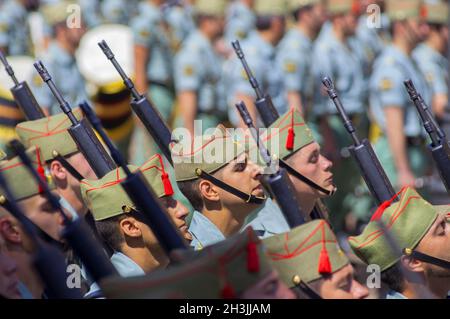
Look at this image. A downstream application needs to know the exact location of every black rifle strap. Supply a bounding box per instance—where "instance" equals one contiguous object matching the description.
[404,248,450,270]
[279,160,336,196]
[195,169,266,205]
[53,154,84,181]
[292,281,323,299]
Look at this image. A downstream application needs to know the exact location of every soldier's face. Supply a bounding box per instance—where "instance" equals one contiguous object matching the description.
[314,264,369,299]
[18,194,65,241]
[285,142,334,200]
[311,3,327,30]
[0,234,21,299]
[240,270,296,299]
[159,196,192,243]
[271,16,286,44]
[343,13,358,36]
[217,153,264,210]
[415,213,450,280]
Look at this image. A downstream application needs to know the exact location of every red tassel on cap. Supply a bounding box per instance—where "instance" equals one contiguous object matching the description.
[36,148,46,194]
[161,173,174,196]
[318,222,332,275]
[220,283,236,299]
[246,241,259,273]
[285,109,295,150]
[370,187,406,222]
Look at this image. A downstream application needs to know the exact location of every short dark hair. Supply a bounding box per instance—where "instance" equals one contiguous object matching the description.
[292,5,313,22]
[256,16,273,30]
[381,262,405,293]
[177,179,203,212]
[95,214,128,252]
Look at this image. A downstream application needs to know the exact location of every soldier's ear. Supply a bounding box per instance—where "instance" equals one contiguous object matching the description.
[119,217,142,238]
[198,179,220,202]
[0,217,22,245]
[400,254,425,274]
[49,160,67,182]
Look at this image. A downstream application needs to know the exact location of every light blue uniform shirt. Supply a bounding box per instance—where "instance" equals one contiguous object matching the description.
[59,195,79,221]
[0,0,31,55]
[131,1,173,86]
[175,30,226,114]
[356,13,390,66]
[29,42,89,115]
[386,290,407,299]
[413,43,448,96]
[243,198,290,239]
[312,27,366,115]
[78,0,102,28]
[100,0,139,25]
[225,1,256,43]
[369,45,431,137]
[188,210,226,250]
[163,3,195,49]
[226,31,287,125]
[276,28,314,107]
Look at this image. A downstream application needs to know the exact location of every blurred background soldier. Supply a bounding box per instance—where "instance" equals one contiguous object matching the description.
[163,0,195,52]
[224,0,256,43]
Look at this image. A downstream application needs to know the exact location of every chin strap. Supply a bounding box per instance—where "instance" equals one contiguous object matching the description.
[52,151,84,182]
[403,248,450,270]
[292,275,323,299]
[279,160,336,197]
[195,168,266,205]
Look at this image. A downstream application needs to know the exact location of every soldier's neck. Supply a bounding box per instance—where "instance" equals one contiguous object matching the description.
[297,22,316,41]
[402,278,444,299]
[393,38,414,56]
[332,26,348,44]
[259,30,279,46]
[426,34,446,55]
[202,206,249,238]
[8,248,44,299]
[121,244,168,274]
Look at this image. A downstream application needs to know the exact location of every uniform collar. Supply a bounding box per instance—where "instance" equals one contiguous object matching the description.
[188,210,226,250]
[49,42,75,66]
[249,31,275,58]
[110,252,145,277]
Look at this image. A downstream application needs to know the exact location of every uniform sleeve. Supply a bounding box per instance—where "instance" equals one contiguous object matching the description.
[423,63,447,95]
[276,48,304,92]
[0,12,10,49]
[131,14,153,48]
[174,49,200,92]
[372,66,407,108]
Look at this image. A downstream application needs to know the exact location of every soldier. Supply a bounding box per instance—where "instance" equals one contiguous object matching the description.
[245,109,335,238]
[100,0,140,25]
[163,0,195,52]
[264,219,369,299]
[30,0,88,115]
[349,187,450,299]
[174,0,227,138]
[412,1,448,120]
[0,0,39,56]
[276,0,327,116]
[0,230,21,299]
[80,153,192,277]
[226,0,287,127]
[101,227,295,299]
[224,0,256,43]
[173,125,267,249]
[15,110,97,219]
[369,0,431,189]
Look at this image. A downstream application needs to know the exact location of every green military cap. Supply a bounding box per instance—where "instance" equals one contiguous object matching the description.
[386,0,423,21]
[264,219,349,286]
[260,109,315,161]
[16,108,82,162]
[172,125,248,182]
[289,0,322,12]
[41,0,78,26]
[423,1,448,24]
[349,187,450,271]
[101,227,272,298]
[326,0,360,15]
[0,146,54,201]
[194,0,228,17]
[254,0,288,16]
[81,154,174,221]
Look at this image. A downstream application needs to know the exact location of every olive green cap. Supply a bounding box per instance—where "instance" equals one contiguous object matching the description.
[386,0,423,21]
[0,146,55,201]
[289,0,322,11]
[260,109,315,162]
[326,0,359,15]
[349,187,449,271]
[195,0,228,17]
[423,1,448,24]
[172,125,248,182]
[264,219,349,286]
[16,108,83,162]
[254,0,288,16]
[41,0,78,26]
[101,227,273,298]
[81,154,174,221]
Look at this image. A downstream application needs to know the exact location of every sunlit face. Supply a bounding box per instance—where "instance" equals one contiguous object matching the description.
[216,152,264,212]
[312,264,369,299]
[415,213,450,280]
[240,270,296,299]
[285,142,334,200]
[18,194,65,241]
[159,196,192,243]
[0,234,20,299]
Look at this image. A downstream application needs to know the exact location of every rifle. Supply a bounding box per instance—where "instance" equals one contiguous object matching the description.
[9,140,119,285]
[322,77,396,204]
[236,101,307,227]
[79,101,189,255]
[0,51,45,120]
[98,40,174,165]
[404,79,450,193]
[0,172,82,299]
[231,40,279,127]
[33,61,116,178]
